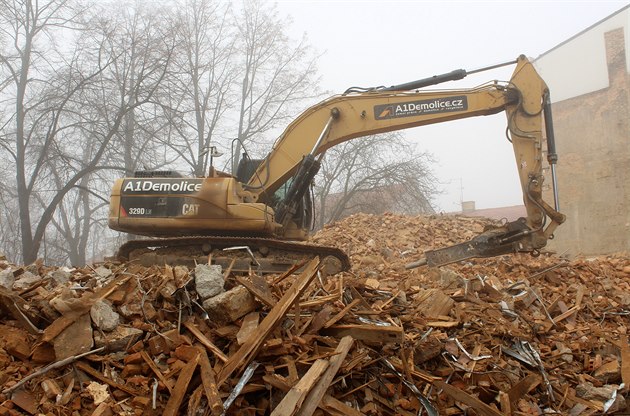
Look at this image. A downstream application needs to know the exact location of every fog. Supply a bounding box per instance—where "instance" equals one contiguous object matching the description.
[274,0,628,211]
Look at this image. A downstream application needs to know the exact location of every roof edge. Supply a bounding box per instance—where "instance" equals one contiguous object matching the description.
[536,3,630,60]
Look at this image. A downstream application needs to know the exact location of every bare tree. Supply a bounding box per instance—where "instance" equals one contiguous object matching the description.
[314,132,436,229]
[0,0,437,266]
[43,3,180,261]
[44,151,110,265]
[162,0,236,176]
[231,0,321,172]
[0,0,175,264]
[0,0,90,264]
[0,184,20,261]
[91,2,179,176]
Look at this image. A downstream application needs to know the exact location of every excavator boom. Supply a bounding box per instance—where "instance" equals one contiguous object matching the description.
[244,55,565,266]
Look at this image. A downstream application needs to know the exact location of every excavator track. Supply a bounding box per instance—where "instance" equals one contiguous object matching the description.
[116,236,350,275]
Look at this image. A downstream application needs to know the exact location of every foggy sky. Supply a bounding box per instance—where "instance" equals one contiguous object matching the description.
[273,0,628,212]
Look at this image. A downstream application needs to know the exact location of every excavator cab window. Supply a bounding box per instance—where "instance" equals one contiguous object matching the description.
[276,178,314,230]
[274,180,291,201]
[235,156,263,183]
[235,156,314,229]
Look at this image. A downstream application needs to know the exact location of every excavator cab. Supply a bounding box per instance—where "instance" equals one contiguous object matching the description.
[236,155,314,232]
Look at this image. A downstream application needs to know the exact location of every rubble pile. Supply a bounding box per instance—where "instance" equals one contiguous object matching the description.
[0,212,628,415]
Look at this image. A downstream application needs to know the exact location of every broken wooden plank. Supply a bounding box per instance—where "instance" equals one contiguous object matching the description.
[223,258,236,279]
[284,357,299,384]
[376,290,401,311]
[236,274,276,308]
[141,350,172,393]
[498,391,511,416]
[295,336,354,416]
[270,359,329,416]
[183,320,228,363]
[163,351,200,416]
[323,299,361,329]
[187,386,204,416]
[389,358,440,383]
[321,324,403,344]
[217,258,321,386]
[464,345,483,380]
[75,361,140,397]
[236,312,260,346]
[292,301,301,333]
[299,293,339,309]
[263,374,292,392]
[10,389,38,414]
[433,380,503,416]
[197,346,223,416]
[507,373,541,405]
[621,335,630,391]
[426,320,460,328]
[0,288,41,335]
[347,285,372,310]
[414,288,454,317]
[319,394,366,416]
[553,305,581,323]
[272,261,308,286]
[90,401,113,416]
[263,370,359,415]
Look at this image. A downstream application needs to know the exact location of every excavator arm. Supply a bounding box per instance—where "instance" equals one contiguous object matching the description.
[246,55,566,267]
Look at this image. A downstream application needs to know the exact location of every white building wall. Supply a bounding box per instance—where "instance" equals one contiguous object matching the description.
[534,6,630,256]
[535,7,630,102]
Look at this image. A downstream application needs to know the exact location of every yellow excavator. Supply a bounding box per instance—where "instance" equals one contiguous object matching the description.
[108,55,565,273]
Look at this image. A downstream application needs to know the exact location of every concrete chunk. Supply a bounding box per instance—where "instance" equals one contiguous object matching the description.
[94,266,113,280]
[54,313,94,360]
[575,381,617,402]
[593,359,621,383]
[118,302,143,319]
[202,285,258,325]
[195,264,224,300]
[50,288,83,314]
[47,268,72,286]
[94,326,143,351]
[90,300,120,332]
[12,271,41,291]
[0,268,15,289]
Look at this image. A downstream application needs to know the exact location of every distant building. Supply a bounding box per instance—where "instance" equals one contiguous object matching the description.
[460,202,527,222]
[316,184,434,229]
[535,5,630,255]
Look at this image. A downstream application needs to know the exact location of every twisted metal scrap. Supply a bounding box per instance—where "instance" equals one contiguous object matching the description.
[502,340,555,402]
[222,361,260,415]
[381,358,438,416]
